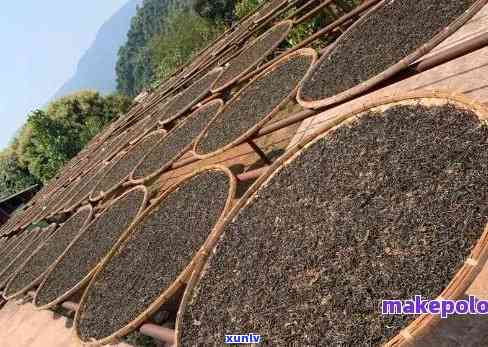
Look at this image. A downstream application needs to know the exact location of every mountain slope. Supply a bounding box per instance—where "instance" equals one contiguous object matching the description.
[53,0,142,98]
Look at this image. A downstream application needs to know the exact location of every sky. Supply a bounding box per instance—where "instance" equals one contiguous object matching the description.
[0,1,129,150]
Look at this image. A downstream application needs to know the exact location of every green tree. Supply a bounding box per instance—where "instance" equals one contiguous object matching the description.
[16,91,130,182]
[0,150,40,198]
[194,0,235,25]
[116,0,193,97]
[150,9,224,84]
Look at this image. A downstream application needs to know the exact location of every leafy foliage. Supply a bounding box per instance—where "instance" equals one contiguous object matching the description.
[115,0,192,97]
[116,0,230,97]
[115,0,363,98]
[0,150,40,198]
[150,10,224,85]
[335,0,361,13]
[194,0,235,25]
[0,91,130,197]
[235,0,263,20]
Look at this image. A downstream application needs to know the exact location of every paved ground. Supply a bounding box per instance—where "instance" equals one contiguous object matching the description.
[0,299,131,347]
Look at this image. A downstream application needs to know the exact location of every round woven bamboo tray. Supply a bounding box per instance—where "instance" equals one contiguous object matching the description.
[128,99,224,186]
[2,205,94,300]
[0,227,39,266]
[20,190,67,228]
[176,91,488,347]
[73,165,237,347]
[82,130,131,171]
[211,20,293,93]
[53,161,110,216]
[88,130,166,203]
[61,152,126,214]
[33,186,149,311]
[0,234,23,257]
[0,229,36,270]
[193,48,317,160]
[42,177,88,220]
[0,210,30,236]
[297,0,488,109]
[0,224,57,290]
[127,115,160,146]
[159,67,224,125]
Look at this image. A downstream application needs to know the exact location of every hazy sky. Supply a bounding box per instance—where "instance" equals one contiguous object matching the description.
[0,1,129,150]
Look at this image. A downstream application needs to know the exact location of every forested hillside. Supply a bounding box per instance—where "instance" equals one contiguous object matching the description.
[116,0,359,97]
[116,0,253,97]
[116,0,191,97]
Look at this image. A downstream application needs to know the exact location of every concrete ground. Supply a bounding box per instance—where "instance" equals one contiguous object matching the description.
[0,299,131,347]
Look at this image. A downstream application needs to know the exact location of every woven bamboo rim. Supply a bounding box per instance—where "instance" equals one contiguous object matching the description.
[156,73,212,120]
[153,99,178,127]
[0,225,57,290]
[217,44,244,67]
[126,115,162,146]
[43,177,89,221]
[1,229,24,244]
[209,17,255,60]
[99,131,135,165]
[104,131,138,163]
[0,234,21,257]
[297,0,488,109]
[57,161,110,213]
[254,0,289,24]
[2,209,34,235]
[211,20,293,93]
[88,130,167,203]
[0,229,35,269]
[62,153,127,214]
[73,165,237,347]
[128,99,225,186]
[0,227,40,268]
[159,67,224,126]
[193,48,317,160]
[15,192,56,226]
[18,203,52,232]
[3,205,94,300]
[84,130,131,168]
[1,207,34,236]
[33,186,150,311]
[2,221,23,238]
[176,91,488,347]
[2,211,35,235]
[177,63,223,98]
